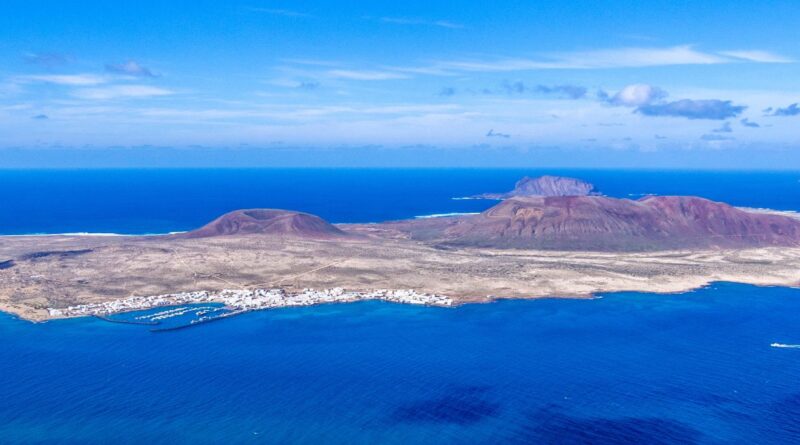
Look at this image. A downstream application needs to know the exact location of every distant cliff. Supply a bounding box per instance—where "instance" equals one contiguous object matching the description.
[177,209,346,239]
[386,195,800,251]
[469,175,597,199]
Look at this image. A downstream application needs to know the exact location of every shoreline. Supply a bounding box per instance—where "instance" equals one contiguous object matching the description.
[0,231,187,238]
[3,214,800,326]
[4,279,799,324]
[735,207,800,221]
[1,206,797,238]
[42,288,455,322]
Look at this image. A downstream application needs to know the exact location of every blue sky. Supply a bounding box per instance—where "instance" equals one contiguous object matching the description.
[1,0,799,167]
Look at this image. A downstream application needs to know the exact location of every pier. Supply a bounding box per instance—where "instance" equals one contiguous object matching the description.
[149,310,247,332]
[92,315,160,326]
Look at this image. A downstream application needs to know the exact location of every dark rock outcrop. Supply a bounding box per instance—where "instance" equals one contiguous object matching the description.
[19,249,94,261]
[178,209,346,239]
[470,175,596,199]
[388,195,800,251]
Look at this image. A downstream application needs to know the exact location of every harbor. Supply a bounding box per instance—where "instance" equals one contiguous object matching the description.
[149,309,248,332]
[48,288,454,330]
[92,314,159,326]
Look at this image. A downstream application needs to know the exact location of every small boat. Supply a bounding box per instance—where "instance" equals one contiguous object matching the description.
[771,343,800,349]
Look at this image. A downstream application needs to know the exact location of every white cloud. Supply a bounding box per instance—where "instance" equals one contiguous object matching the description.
[434,46,727,73]
[72,85,174,100]
[281,45,792,82]
[280,58,340,67]
[105,61,157,77]
[606,84,668,106]
[379,17,464,29]
[99,103,464,125]
[413,45,793,75]
[248,7,311,18]
[326,69,409,80]
[719,50,794,63]
[561,45,728,68]
[0,82,24,96]
[19,74,107,86]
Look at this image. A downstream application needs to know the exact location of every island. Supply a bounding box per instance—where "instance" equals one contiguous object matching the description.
[1,176,799,323]
[464,175,598,199]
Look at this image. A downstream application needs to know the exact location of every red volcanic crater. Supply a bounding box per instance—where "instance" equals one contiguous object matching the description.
[178,209,346,239]
[391,195,800,251]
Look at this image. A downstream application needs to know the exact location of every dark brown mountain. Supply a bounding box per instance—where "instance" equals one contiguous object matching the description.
[178,209,346,239]
[469,175,597,199]
[385,195,800,251]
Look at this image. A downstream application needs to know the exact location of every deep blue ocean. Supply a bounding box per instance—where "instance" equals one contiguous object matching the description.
[1,169,799,234]
[1,169,800,444]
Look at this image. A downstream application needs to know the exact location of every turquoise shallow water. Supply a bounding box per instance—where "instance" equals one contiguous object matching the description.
[1,283,799,444]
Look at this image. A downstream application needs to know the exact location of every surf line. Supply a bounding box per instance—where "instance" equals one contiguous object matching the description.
[771,343,800,349]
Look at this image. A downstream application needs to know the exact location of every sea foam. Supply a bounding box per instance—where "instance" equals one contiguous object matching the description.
[0,231,187,238]
[414,212,480,219]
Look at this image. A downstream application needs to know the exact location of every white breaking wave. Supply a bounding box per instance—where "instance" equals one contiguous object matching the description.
[738,207,800,221]
[414,212,480,219]
[771,343,800,349]
[0,231,187,238]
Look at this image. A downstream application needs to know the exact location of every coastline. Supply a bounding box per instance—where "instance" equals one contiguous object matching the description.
[4,275,799,324]
[413,212,480,219]
[3,238,800,323]
[0,231,187,238]
[736,206,800,220]
[45,288,454,319]
[0,205,795,237]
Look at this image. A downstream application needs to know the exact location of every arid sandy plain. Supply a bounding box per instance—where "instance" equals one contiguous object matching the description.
[2,231,799,321]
